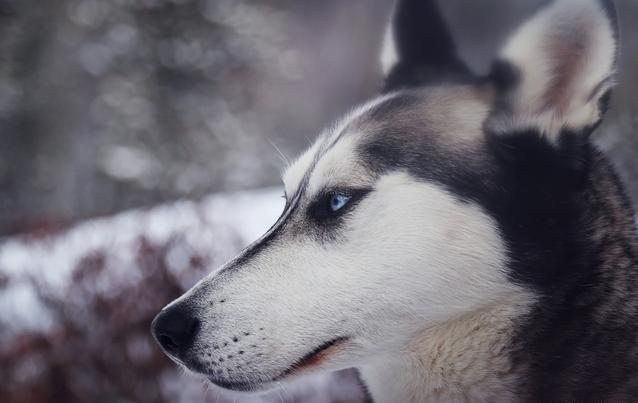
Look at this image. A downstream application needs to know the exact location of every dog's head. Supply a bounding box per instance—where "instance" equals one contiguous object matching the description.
[152,0,618,393]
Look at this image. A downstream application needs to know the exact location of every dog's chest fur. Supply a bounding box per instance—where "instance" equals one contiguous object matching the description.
[360,298,532,403]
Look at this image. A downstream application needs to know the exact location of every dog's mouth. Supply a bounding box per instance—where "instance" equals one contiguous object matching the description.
[276,336,350,379]
[208,336,350,392]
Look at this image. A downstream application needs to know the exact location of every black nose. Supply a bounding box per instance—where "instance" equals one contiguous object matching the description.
[151,305,199,354]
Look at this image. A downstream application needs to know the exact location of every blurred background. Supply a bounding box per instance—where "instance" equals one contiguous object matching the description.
[0,0,636,402]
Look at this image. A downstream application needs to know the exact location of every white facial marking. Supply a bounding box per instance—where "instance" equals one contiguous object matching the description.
[283,138,322,198]
[283,93,397,199]
[305,136,370,197]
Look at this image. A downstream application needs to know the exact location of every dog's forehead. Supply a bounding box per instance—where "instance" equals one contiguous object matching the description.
[283,84,493,197]
[282,94,396,197]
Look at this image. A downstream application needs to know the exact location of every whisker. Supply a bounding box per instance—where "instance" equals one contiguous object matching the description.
[277,380,294,403]
[267,138,290,166]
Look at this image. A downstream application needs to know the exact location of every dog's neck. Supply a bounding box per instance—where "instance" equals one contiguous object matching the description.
[359,297,531,403]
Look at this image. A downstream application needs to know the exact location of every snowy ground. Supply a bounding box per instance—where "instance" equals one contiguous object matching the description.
[0,187,366,403]
[0,188,284,332]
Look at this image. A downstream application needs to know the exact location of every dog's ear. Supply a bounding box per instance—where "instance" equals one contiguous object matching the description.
[487,0,619,142]
[381,0,471,92]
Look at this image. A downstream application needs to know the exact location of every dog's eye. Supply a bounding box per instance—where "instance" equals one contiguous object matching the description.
[329,194,351,212]
[308,188,371,224]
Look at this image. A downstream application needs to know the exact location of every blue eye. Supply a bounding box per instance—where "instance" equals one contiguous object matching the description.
[329,194,351,212]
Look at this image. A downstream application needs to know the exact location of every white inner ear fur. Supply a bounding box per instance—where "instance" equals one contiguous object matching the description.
[380,11,398,76]
[495,0,616,139]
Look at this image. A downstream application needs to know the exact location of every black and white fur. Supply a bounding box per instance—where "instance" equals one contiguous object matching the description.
[152,0,638,401]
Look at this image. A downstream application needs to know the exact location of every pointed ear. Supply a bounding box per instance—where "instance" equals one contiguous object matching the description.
[487,0,619,141]
[381,0,471,92]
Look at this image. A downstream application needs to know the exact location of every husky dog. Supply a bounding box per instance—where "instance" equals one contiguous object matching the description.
[152,0,638,401]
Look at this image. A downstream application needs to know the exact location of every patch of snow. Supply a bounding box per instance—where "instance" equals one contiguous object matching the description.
[0,187,284,332]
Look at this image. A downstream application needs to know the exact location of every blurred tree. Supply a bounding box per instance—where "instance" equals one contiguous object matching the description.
[0,0,387,236]
[0,238,195,403]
